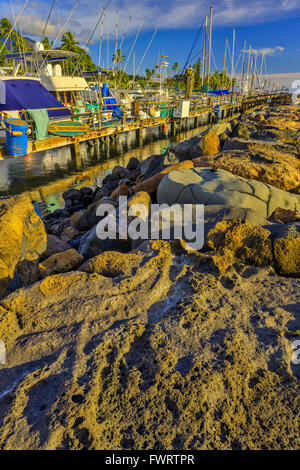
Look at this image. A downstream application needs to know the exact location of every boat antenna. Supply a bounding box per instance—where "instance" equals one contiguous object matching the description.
[117,21,143,88]
[36,0,80,75]
[39,0,57,47]
[72,1,110,76]
[0,0,30,55]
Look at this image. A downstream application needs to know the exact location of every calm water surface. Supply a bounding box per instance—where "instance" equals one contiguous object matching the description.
[0,126,206,212]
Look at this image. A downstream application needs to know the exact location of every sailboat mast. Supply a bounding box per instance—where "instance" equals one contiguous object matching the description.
[222,37,227,89]
[207,6,213,89]
[241,40,246,92]
[202,16,207,86]
[230,28,235,90]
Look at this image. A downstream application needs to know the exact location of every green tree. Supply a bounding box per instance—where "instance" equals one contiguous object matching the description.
[61,31,79,52]
[42,36,53,50]
[0,18,15,52]
[0,40,9,66]
[112,48,125,71]
[145,68,152,80]
[172,61,179,77]
[15,33,33,52]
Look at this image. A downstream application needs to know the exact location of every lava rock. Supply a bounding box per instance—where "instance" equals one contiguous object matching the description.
[62,188,81,201]
[126,157,140,171]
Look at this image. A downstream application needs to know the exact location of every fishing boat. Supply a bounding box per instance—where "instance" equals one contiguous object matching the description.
[3,44,123,126]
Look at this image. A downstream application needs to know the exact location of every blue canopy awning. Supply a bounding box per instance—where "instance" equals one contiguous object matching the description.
[0,78,70,117]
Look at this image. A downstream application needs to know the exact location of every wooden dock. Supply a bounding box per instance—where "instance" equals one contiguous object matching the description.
[0,92,287,160]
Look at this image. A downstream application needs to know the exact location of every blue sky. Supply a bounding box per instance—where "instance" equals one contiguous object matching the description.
[1,0,300,74]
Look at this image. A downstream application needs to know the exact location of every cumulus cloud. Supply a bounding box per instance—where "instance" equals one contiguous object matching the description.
[0,0,299,40]
[251,46,285,56]
[12,15,59,38]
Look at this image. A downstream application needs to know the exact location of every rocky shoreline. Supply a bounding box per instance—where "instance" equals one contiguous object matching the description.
[0,103,299,449]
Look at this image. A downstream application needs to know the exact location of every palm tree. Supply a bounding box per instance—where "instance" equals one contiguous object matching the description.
[15,33,33,53]
[172,61,179,77]
[0,18,15,52]
[112,48,125,71]
[145,68,152,80]
[61,31,79,52]
[42,36,53,50]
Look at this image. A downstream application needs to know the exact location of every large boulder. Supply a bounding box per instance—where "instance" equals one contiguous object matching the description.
[188,131,221,158]
[157,168,300,218]
[231,122,250,139]
[0,194,47,299]
[207,219,273,267]
[192,149,300,193]
[272,224,300,277]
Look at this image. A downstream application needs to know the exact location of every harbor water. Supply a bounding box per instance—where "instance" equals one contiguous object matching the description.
[0,124,209,213]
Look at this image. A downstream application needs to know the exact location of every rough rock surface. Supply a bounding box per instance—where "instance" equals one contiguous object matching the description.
[0,194,47,299]
[0,241,299,450]
[39,249,84,278]
[207,219,273,267]
[273,230,300,277]
[193,149,300,194]
[157,168,300,218]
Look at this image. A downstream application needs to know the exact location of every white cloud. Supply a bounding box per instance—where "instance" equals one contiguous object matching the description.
[251,46,285,56]
[17,15,59,37]
[0,0,299,40]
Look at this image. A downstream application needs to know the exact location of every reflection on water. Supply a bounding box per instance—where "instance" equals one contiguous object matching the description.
[0,125,206,211]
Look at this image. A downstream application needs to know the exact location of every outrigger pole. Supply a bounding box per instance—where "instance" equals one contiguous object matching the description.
[98,10,106,67]
[36,0,80,75]
[39,0,57,46]
[72,0,110,76]
[0,0,30,55]
[132,27,158,82]
[117,21,143,88]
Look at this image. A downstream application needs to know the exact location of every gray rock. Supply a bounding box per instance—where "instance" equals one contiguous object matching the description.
[157,168,300,218]
[112,166,130,179]
[78,225,130,259]
[40,234,72,261]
